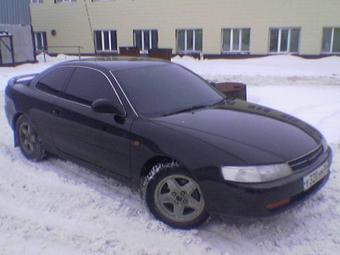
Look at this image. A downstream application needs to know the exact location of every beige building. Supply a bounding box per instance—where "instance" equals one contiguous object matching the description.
[30,0,340,57]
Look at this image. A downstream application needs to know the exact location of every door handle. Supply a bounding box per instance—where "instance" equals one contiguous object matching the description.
[52,109,60,115]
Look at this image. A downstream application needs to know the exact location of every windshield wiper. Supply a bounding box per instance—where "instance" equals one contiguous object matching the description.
[162,104,208,117]
[211,97,227,107]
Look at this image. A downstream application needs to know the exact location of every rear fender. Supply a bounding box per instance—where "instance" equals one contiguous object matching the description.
[5,73,38,146]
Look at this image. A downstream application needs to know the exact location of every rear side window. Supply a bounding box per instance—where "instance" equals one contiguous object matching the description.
[64,67,118,105]
[36,67,74,95]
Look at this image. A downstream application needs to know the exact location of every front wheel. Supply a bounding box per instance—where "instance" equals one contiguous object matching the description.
[143,162,209,229]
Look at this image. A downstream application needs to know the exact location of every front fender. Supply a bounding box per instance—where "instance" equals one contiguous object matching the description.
[130,118,245,185]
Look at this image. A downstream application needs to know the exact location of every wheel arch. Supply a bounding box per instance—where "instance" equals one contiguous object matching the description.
[139,155,193,178]
[12,112,23,147]
[140,156,176,178]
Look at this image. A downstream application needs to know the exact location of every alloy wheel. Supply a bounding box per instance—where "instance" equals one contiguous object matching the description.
[19,121,37,154]
[154,174,205,223]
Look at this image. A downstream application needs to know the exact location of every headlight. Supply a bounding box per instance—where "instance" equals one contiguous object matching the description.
[221,164,293,183]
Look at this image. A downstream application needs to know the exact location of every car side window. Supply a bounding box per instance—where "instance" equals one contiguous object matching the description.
[64,67,118,106]
[36,67,75,95]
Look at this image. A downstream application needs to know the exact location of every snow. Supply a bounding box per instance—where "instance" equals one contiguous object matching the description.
[1,55,340,254]
[173,55,340,77]
[0,54,78,93]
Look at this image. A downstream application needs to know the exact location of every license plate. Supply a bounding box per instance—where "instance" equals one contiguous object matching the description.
[303,161,329,191]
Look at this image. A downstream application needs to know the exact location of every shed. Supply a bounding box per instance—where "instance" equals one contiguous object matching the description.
[0,0,35,66]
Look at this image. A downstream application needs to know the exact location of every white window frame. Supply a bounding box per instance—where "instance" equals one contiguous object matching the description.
[55,0,76,3]
[94,30,117,52]
[133,30,158,53]
[221,28,250,54]
[269,27,300,54]
[31,0,43,4]
[34,32,47,51]
[176,29,202,53]
[321,27,340,54]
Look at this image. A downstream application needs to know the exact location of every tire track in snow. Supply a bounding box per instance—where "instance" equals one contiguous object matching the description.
[0,95,227,255]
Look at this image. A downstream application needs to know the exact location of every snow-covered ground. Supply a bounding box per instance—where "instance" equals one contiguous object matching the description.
[0,55,340,255]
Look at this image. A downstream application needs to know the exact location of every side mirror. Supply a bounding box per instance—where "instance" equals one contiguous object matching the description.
[91,98,125,116]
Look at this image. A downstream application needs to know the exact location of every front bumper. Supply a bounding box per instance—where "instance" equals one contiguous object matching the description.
[200,148,332,217]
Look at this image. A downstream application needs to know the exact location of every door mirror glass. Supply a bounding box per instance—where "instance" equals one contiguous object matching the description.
[91,98,125,116]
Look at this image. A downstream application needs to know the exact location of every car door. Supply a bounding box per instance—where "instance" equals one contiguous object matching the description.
[30,66,75,154]
[50,66,132,178]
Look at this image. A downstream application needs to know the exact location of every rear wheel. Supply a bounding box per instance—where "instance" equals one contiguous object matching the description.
[143,162,209,229]
[16,115,46,161]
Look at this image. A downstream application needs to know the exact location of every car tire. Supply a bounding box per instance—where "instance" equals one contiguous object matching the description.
[143,161,209,229]
[15,115,46,162]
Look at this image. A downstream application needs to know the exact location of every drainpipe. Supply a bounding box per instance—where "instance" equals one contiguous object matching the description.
[82,0,95,55]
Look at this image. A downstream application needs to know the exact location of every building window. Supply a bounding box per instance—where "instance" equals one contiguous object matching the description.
[133,30,158,53]
[322,27,340,53]
[176,29,203,53]
[269,28,300,53]
[34,32,48,51]
[55,0,76,3]
[31,0,43,4]
[222,28,250,53]
[94,30,117,52]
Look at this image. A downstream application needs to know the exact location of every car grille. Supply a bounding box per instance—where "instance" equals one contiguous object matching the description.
[288,145,323,171]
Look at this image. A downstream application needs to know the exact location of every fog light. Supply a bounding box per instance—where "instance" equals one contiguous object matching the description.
[266,198,291,210]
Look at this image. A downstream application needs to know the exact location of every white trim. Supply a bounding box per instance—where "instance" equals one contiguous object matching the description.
[31,0,43,4]
[238,29,242,52]
[35,65,126,115]
[277,29,281,52]
[108,31,112,51]
[95,30,117,52]
[193,30,196,51]
[55,0,75,3]
[177,29,202,53]
[230,29,233,51]
[76,66,124,108]
[269,28,300,54]
[221,28,251,53]
[34,31,47,51]
[321,27,340,54]
[141,31,145,52]
[330,28,335,52]
[287,29,291,52]
[133,30,157,53]
[110,72,139,117]
[101,31,105,51]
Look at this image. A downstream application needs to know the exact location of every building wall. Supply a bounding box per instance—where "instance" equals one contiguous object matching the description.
[0,25,35,64]
[0,0,31,25]
[0,0,34,65]
[30,0,340,56]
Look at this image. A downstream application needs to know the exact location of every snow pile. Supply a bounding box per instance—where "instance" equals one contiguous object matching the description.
[35,53,79,63]
[0,55,340,254]
[173,55,340,77]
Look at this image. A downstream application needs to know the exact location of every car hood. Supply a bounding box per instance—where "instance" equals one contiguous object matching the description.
[152,100,322,164]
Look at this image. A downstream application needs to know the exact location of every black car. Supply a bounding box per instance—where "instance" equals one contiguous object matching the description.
[4,58,332,229]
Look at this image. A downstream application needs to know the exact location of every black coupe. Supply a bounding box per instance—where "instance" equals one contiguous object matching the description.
[5,58,332,229]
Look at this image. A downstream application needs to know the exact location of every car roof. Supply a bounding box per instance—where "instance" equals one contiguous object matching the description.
[61,57,171,72]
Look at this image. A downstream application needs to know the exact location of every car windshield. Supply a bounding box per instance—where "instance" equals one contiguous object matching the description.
[113,64,224,117]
